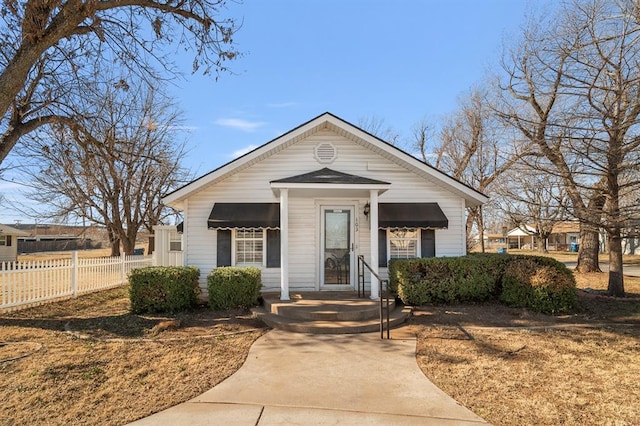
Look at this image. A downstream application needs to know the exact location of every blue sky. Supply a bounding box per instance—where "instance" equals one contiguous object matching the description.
[2,0,533,224]
[169,0,531,175]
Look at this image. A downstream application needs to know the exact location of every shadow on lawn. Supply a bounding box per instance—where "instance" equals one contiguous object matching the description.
[408,292,640,339]
[0,305,265,339]
[0,314,159,338]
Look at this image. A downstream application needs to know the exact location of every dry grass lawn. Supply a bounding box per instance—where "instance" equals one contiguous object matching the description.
[0,287,265,425]
[2,249,639,425]
[408,267,640,426]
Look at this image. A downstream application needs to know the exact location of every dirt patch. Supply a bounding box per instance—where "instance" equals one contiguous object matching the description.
[0,286,266,425]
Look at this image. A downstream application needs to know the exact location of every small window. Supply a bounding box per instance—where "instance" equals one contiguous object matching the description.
[388,229,419,259]
[169,232,182,251]
[0,235,6,246]
[234,229,264,266]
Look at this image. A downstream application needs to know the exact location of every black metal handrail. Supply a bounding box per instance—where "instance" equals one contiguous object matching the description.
[357,255,390,339]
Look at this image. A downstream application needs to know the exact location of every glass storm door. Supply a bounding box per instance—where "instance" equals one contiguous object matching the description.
[321,207,353,287]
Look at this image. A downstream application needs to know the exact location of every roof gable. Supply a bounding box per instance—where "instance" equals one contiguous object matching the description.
[271,167,389,185]
[0,224,30,236]
[163,112,488,208]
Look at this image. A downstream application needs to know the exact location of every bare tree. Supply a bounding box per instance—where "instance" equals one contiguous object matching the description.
[410,118,435,163]
[0,0,239,164]
[497,163,569,253]
[18,80,190,255]
[427,87,522,252]
[497,0,640,296]
[358,114,401,145]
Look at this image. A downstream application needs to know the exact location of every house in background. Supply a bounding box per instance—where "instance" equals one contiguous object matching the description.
[507,225,537,250]
[162,113,488,300]
[0,224,30,262]
[506,221,581,252]
[548,222,580,251]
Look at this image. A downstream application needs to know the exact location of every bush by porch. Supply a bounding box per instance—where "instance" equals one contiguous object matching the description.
[389,254,576,314]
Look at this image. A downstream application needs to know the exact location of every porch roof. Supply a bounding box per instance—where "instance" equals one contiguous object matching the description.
[270,167,390,197]
[207,203,280,229]
[378,203,448,229]
[271,168,389,185]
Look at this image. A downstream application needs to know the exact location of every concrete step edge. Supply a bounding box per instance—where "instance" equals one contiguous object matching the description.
[252,306,411,335]
[265,299,397,321]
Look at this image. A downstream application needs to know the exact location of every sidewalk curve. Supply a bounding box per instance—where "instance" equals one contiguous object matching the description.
[130,330,487,425]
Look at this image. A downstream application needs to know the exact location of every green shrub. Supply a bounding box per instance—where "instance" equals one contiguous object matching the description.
[207,267,262,310]
[129,266,200,314]
[388,253,576,314]
[390,256,501,305]
[500,256,576,314]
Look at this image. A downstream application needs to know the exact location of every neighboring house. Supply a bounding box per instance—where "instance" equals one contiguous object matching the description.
[507,221,581,251]
[548,222,580,251]
[0,224,30,262]
[507,225,537,250]
[482,233,507,250]
[162,113,488,300]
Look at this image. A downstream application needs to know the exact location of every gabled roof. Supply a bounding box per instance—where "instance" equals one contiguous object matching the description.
[271,167,389,185]
[163,112,489,209]
[507,225,537,236]
[0,224,30,236]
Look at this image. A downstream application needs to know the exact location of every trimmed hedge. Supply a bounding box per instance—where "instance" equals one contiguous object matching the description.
[129,266,200,314]
[500,256,577,314]
[389,253,576,314]
[390,256,503,305]
[207,267,262,310]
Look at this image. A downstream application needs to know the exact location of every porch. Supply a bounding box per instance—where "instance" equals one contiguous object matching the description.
[252,291,412,334]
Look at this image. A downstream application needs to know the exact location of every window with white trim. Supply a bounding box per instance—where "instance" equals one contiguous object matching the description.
[169,231,182,251]
[234,229,265,266]
[0,235,9,246]
[388,229,419,259]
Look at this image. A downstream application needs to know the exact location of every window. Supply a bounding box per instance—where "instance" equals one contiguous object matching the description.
[0,235,10,246]
[388,229,419,259]
[234,229,264,265]
[169,232,182,251]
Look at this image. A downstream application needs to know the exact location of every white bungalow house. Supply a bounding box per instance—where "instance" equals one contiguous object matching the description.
[162,113,488,300]
[0,224,30,262]
[507,225,537,250]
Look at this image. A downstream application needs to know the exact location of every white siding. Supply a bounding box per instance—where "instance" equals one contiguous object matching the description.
[183,129,468,293]
[0,244,18,262]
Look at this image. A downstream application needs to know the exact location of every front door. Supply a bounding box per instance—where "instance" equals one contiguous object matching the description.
[320,206,354,289]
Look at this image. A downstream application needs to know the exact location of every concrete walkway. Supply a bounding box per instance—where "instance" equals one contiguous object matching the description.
[130,330,487,425]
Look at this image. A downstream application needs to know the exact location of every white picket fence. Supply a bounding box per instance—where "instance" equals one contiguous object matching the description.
[1,252,153,312]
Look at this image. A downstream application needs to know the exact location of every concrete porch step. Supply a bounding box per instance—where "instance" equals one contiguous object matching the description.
[252,305,412,334]
[254,292,412,334]
[264,297,396,321]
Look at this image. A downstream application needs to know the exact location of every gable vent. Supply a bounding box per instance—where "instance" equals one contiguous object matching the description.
[314,142,337,164]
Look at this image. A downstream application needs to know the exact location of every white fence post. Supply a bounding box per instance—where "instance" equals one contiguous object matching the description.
[71,251,78,298]
[120,252,126,285]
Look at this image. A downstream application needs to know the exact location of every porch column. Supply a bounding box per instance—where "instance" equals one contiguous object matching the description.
[369,190,380,299]
[280,189,290,301]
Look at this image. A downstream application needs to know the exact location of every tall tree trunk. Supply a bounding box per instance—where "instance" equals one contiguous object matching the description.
[121,234,136,255]
[465,209,477,252]
[575,189,605,273]
[607,232,625,297]
[107,227,120,257]
[110,239,121,257]
[576,223,601,273]
[476,206,486,253]
[537,235,548,253]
